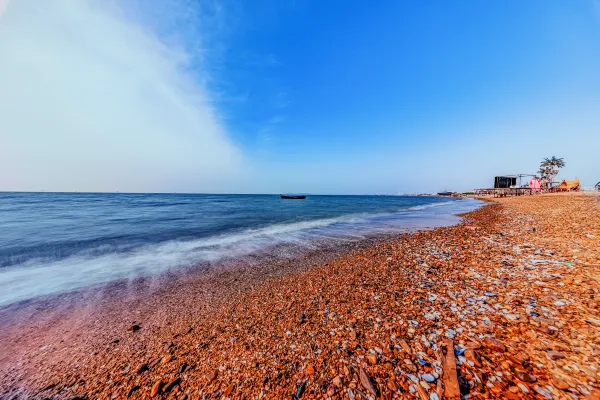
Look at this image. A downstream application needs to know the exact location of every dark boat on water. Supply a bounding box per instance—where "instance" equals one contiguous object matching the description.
[280,194,306,199]
[437,191,453,196]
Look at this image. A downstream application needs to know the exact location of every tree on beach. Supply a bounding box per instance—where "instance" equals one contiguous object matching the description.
[538,156,565,190]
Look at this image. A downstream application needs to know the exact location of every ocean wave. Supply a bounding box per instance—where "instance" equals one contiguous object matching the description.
[0,198,482,306]
[407,200,457,211]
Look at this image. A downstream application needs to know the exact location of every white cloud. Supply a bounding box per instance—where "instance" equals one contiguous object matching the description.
[0,0,244,193]
[0,0,8,18]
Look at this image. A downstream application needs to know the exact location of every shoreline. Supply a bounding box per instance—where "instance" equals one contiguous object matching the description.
[0,232,415,328]
[0,196,481,309]
[1,193,599,399]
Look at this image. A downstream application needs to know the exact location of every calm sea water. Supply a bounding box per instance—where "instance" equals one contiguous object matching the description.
[0,192,481,306]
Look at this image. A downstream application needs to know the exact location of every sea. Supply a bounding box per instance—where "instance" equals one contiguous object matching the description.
[0,192,482,307]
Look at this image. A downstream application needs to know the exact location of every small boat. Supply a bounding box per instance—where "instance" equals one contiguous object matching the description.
[280,194,306,200]
[437,191,453,196]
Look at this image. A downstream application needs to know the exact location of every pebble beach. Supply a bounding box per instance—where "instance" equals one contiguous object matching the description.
[1,192,599,399]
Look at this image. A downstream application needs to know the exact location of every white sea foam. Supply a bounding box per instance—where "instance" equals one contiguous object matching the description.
[407,200,456,211]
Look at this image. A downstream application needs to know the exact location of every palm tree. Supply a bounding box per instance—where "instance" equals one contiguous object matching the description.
[539,156,566,189]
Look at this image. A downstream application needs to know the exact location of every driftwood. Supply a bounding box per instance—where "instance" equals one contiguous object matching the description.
[443,339,461,399]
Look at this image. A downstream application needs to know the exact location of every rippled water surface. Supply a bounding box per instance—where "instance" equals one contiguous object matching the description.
[0,192,482,306]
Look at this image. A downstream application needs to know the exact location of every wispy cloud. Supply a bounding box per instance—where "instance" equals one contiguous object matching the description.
[255,115,284,144]
[236,52,283,68]
[0,0,9,18]
[274,90,290,109]
[268,115,285,125]
[0,0,244,193]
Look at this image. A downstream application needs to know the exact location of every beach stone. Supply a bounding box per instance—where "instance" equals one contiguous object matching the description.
[545,326,559,336]
[547,351,565,360]
[466,341,482,350]
[359,368,377,396]
[295,382,306,398]
[127,385,140,397]
[484,337,506,352]
[366,353,377,365]
[149,357,161,368]
[223,383,235,397]
[207,370,218,383]
[387,377,398,391]
[552,377,569,390]
[537,317,555,326]
[514,371,537,383]
[399,339,412,353]
[534,385,554,399]
[305,364,316,376]
[332,376,343,387]
[161,354,172,364]
[164,377,181,393]
[517,383,530,393]
[150,380,163,397]
[136,363,148,374]
[465,349,482,367]
[326,385,337,396]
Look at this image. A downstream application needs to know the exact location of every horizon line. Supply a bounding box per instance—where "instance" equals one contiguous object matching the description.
[0,190,442,196]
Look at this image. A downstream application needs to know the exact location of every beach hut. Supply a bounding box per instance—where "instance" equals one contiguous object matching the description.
[552,177,580,192]
[494,176,517,189]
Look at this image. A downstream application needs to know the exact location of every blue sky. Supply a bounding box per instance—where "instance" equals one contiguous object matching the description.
[1,0,599,193]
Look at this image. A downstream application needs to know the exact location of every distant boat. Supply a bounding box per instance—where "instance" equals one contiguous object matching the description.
[437,191,453,196]
[280,194,306,199]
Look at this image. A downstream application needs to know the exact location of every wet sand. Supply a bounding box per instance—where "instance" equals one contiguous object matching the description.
[1,193,599,399]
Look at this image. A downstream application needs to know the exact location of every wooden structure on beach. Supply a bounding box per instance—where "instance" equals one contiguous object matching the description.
[476,175,583,197]
[475,187,536,197]
[475,173,538,197]
[548,178,580,193]
[494,176,517,189]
